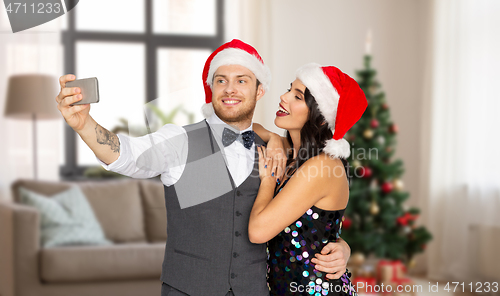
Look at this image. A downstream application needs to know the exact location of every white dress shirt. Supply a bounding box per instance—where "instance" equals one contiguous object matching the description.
[97,113,255,187]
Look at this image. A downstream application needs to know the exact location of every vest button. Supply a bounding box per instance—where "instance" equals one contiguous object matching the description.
[235,211,242,216]
[235,231,241,237]
[233,252,239,258]
[236,190,242,196]
[231,273,237,279]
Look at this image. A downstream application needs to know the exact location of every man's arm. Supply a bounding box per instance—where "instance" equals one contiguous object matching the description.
[56,74,187,181]
[56,74,120,165]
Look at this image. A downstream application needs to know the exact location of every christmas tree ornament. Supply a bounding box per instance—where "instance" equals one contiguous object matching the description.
[370,119,379,128]
[370,179,378,190]
[397,212,418,226]
[358,166,373,178]
[382,103,389,110]
[202,39,271,118]
[408,258,417,269]
[403,226,411,234]
[381,181,393,194]
[389,123,399,134]
[343,217,352,229]
[376,135,385,145]
[370,200,380,215]
[350,252,366,266]
[393,178,404,191]
[363,128,374,139]
[352,159,361,168]
[295,63,368,158]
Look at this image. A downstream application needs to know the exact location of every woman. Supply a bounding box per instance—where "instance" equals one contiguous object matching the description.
[250,63,367,295]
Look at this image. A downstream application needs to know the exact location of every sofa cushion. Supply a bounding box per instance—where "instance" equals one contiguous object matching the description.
[11,179,147,243]
[79,180,146,243]
[12,179,71,203]
[139,180,167,242]
[18,186,111,248]
[40,243,165,283]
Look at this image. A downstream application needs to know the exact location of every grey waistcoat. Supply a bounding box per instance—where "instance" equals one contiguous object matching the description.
[160,120,269,296]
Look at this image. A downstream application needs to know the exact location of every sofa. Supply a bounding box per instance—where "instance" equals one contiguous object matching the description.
[0,178,168,296]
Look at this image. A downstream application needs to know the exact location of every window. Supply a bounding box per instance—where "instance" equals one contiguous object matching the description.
[60,0,224,179]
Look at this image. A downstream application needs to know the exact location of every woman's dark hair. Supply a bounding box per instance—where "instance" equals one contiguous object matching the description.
[284,88,334,175]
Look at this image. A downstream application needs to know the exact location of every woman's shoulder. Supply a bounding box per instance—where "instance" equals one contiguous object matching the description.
[303,153,345,168]
[296,153,346,179]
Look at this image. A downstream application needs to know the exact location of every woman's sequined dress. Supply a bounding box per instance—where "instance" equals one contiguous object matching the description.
[267,168,357,295]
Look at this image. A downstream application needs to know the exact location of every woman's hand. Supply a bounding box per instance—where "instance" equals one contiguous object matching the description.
[263,134,287,182]
[257,145,279,182]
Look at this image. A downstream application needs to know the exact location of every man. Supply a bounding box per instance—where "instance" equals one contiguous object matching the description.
[56,39,351,296]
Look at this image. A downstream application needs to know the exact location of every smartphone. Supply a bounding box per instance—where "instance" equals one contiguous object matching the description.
[66,77,100,105]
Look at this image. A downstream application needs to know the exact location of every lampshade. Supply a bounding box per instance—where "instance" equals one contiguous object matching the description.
[4,74,60,120]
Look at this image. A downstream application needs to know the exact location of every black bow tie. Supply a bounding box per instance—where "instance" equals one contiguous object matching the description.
[222,128,255,149]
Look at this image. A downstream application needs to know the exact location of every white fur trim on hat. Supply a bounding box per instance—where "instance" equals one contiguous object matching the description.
[201,102,214,118]
[296,63,339,130]
[205,48,271,93]
[323,138,350,159]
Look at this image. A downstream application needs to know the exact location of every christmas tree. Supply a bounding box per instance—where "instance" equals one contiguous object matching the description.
[342,55,432,264]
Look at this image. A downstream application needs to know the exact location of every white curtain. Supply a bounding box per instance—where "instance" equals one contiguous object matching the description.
[0,6,64,202]
[423,0,500,282]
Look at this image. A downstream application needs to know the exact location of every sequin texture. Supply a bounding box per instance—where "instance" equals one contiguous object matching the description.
[267,205,358,295]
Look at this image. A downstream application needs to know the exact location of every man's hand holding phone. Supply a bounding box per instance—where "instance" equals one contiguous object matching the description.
[56,74,120,165]
[56,74,92,132]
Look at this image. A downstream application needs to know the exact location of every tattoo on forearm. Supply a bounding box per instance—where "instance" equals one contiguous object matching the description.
[95,124,120,153]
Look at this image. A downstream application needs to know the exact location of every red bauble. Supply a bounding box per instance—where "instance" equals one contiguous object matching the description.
[381,181,393,194]
[389,123,399,133]
[370,119,379,128]
[358,166,373,178]
[382,103,389,110]
[343,217,352,229]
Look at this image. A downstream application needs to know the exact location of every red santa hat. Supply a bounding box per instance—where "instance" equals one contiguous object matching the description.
[201,39,271,118]
[296,63,368,159]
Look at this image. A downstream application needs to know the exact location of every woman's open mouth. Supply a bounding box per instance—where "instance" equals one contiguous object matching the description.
[276,103,289,117]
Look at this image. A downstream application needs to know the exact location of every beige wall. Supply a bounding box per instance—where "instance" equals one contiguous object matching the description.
[250,0,432,272]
